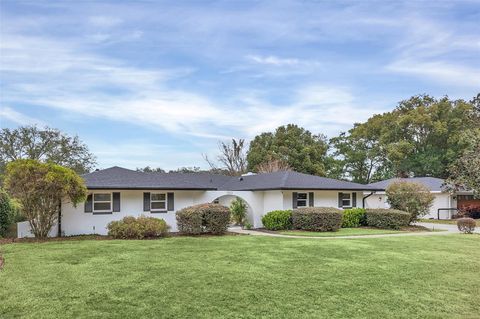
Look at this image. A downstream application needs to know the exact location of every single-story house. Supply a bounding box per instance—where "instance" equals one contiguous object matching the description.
[18,166,381,237]
[364,177,478,219]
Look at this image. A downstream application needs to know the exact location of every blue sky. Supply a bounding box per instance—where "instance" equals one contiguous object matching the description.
[1,0,479,170]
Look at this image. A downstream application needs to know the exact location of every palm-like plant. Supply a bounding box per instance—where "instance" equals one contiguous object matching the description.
[230,197,247,226]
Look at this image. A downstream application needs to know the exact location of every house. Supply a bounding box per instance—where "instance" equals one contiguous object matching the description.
[18,166,381,237]
[364,177,478,219]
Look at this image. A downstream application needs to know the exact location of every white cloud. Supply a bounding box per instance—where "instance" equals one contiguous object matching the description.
[0,106,45,126]
[1,32,374,141]
[385,17,480,88]
[246,55,301,66]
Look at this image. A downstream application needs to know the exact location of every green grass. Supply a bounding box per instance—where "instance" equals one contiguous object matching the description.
[420,218,480,225]
[1,235,479,318]
[278,227,406,237]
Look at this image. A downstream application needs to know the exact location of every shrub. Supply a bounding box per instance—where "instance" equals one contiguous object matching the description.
[107,216,169,239]
[342,208,366,228]
[365,209,410,229]
[261,210,292,230]
[230,197,247,225]
[292,207,343,232]
[176,203,230,235]
[457,218,476,234]
[386,181,434,223]
[0,189,19,238]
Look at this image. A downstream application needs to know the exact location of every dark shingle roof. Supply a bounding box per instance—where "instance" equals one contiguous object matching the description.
[83,167,378,191]
[83,167,221,190]
[219,171,380,191]
[368,177,445,192]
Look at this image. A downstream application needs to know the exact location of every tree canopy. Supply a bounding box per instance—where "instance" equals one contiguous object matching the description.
[4,159,87,238]
[0,126,96,175]
[247,124,330,176]
[331,95,479,182]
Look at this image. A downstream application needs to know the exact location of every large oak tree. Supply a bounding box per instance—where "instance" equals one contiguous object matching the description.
[0,126,96,175]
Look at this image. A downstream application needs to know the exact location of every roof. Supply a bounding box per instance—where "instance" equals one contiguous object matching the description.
[219,171,381,191]
[368,177,446,192]
[83,167,379,191]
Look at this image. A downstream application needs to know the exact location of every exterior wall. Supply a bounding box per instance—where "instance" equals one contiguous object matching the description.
[364,191,456,219]
[61,190,203,236]
[283,190,363,210]
[20,188,372,237]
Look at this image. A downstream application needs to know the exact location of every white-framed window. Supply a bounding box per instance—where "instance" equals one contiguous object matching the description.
[341,193,352,208]
[151,193,167,211]
[93,193,112,212]
[297,193,308,207]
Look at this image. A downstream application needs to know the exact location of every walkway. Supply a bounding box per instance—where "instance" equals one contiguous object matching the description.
[228,222,477,239]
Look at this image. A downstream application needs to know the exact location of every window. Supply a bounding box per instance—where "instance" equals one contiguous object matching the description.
[151,193,167,211]
[341,193,351,208]
[297,193,308,207]
[93,193,112,212]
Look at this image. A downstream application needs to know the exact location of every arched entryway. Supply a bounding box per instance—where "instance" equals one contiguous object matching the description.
[211,194,254,226]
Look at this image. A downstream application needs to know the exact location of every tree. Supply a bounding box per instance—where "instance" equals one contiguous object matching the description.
[386,181,435,223]
[204,138,247,176]
[230,197,247,226]
[0,188,19,237]
[247,124,329,176]
[0,126,96,175]
[255,157,292,173]
[332,95,479,180]
[446,129,480,197]
[136,166,166,173]
[4,159,87,238]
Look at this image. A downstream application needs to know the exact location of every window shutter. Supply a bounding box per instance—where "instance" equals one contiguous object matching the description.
[292,192,298,209]
[352,193,357,207]
[338,192,343,208]
[113,192,121,212]
[167,192,174,211]
[143,192,150,211]
[309,192,314,207]
[84,194,93,213]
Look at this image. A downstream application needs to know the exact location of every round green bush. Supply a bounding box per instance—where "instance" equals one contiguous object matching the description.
[261,210,292,230]
[342,208,366,228]
[292,207,343,232]
[107,216,169,239]
[365,209,410,229]
[176,203,230,235]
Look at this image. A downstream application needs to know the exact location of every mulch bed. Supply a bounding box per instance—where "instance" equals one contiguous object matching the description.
[0,231,242,245]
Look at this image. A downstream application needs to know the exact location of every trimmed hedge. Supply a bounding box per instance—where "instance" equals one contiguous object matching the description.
[292,207,343,232]
[107,216,169,239]
[176,203,230,235]
[342,208,366,228]
[457,218,476,234]
[262,210,292,230]
[365,209,410,229]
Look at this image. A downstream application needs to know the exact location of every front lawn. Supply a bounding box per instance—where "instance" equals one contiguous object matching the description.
[1,235,479,318]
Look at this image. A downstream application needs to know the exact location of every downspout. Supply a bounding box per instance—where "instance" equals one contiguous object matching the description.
[57,201,62,237]
[362,191,375,208]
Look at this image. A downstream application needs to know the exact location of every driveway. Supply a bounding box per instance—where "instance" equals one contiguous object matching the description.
[417,222,479,234]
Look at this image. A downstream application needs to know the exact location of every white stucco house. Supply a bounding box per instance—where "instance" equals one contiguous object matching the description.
[364,177,478,219]
[18,166,381,238]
